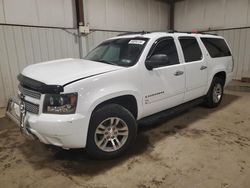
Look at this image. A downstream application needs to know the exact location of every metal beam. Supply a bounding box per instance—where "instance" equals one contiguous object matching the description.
[164,0,185,30]
[75,0,85,27]
[75,0,85,59]
[169,1,175,30]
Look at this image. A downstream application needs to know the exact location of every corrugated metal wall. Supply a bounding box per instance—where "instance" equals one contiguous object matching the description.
[84,0,169,32]
[0,0,76,28]
[213,29,250,80]
[175,0,250,80]
[174,0,250,31]
[0,25,80,107]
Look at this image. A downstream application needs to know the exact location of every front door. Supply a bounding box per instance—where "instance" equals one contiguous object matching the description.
[142,37,185,118]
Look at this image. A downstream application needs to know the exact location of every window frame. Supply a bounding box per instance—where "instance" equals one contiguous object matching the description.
[178,36,203,63]
[146,37,180,67]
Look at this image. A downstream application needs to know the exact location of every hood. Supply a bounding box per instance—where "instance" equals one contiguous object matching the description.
[21,58,123,86]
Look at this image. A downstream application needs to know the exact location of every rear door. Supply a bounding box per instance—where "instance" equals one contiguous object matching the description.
[178,36,208,102]
[142,37,185,117]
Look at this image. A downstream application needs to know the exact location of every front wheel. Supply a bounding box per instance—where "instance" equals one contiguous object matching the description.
[204,77,224,108]
[86,104,137,159]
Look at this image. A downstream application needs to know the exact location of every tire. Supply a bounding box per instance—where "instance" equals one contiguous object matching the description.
[204,77,224,108]
[86,104,137,159]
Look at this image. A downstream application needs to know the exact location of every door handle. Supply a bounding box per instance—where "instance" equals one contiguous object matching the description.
[200,65,207,70]
[174,71,184,76]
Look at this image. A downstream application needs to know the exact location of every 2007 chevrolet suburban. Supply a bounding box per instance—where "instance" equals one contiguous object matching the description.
[6,31,234,159]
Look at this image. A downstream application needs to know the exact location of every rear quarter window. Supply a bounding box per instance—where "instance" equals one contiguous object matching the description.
[201,38,231,58]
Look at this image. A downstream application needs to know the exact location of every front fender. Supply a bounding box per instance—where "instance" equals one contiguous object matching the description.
[88,89,142,119]
[63,67,143,121]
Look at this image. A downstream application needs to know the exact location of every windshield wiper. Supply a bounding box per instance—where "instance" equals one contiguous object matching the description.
[98,59,118,66]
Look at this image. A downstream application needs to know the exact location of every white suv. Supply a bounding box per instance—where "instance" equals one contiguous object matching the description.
[6,32,234,159]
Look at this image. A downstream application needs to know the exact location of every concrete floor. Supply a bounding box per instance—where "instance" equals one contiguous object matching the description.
[0,107,5,118]
[0,90,250,188]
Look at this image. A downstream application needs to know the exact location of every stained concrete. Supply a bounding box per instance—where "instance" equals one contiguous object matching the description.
[0,90,249,188]
[0,108,5,118]
[226,80,250,92]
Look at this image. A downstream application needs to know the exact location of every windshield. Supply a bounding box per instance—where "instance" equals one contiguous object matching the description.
[85,37,148,67]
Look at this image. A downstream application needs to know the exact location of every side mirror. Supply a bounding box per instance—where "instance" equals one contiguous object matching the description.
[145,54,170,70]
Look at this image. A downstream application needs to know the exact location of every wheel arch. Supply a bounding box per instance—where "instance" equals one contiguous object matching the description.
[206,68,227,93]
[213,71,226,86]
[90,94,139,120]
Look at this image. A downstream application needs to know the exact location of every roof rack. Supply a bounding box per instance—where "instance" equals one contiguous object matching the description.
[198,32,218,36]
[117,31,150,36]
[116,30,218,37]
[166,30,218,36]
[167,30,178,33]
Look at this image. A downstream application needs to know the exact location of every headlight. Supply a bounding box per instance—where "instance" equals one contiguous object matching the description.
[43,93,78,114]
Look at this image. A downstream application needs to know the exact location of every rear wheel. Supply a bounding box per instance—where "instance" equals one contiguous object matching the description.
[86,104,137,159]
[204,77,224,108]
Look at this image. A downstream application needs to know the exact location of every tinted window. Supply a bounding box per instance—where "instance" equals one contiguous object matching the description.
[150,38,179,66]
[179,37,202,62]
[201,38,231,58]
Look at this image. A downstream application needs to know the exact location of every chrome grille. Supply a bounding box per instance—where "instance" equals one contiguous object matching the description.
[24,100,39,114]
[18,85,41,99]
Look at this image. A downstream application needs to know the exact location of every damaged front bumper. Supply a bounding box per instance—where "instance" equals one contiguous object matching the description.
[6,97,89,149]
[6,97,36,140]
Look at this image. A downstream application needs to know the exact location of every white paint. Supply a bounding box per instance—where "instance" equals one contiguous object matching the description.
[22,59,123,85]
[182,37,208,102]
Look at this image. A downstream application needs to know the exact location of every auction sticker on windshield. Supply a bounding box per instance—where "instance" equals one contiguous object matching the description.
[128,40,145,45]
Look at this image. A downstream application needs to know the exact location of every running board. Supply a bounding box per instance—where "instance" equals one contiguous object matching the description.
[138,96,205,123]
